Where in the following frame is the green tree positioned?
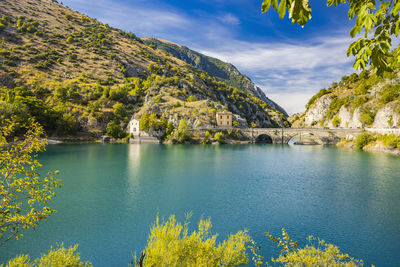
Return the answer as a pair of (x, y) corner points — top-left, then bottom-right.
(0, 120), (60, 245)
(355, 131), (375, 149)
(169, 119), (192, 143)
(112, 103), (128, 121)
(166, 122), (174, 136)
(186, 95), (198, 102)
(202, 131), (211, 144)
(106, 121), (127, 139)
(135, 215), (250, 267)
(139, 112), (150, 130)
(261, 0), (400, 75)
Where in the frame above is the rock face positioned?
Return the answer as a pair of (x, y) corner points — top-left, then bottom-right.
(372, 102), (400, 128)
(304, 98), (398, 129)
(293, 69), (400, 129)
(304, 95), (332, 125)
(337, 106), (363, 128)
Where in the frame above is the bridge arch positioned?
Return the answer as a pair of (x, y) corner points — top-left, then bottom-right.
(288, 132), (323, 145)
(255, 134), (273, 143)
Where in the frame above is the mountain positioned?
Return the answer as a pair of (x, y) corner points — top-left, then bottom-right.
(290, 70), (400, 129)
(142, 37), (288, 117)
(0, 0), (289, 139)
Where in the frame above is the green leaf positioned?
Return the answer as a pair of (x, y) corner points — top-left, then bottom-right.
(271, 0), (278, 10)
(278, 0), (287, 19)
(262, 0), (271, 13)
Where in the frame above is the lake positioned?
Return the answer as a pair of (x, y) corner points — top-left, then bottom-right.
(1, 144), (400, 266)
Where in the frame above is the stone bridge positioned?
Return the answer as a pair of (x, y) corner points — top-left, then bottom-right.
(242, 128), (363, 144)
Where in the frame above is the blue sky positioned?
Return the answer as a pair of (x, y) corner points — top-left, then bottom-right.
(62, 0), (356, 114)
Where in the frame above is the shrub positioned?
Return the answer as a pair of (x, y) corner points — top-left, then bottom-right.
(354, 83), (369, 95)
(135, 215), (249, 267)
(169, 119), (192, 143)
(112, 102), (128, 121)
(332, 115), (341, 128)
(380, 84), (400, 104)
(186, 95), (198, 102)
(355, 132), (375, 149)
(253, 229), (364, 267)
(57, 113), (78, 134)
(202, 131), (211, 144)
(352, 96), (368, 110)
(359, 107), (376, 126)
(165, 122), (174, 136)
(214, 132), (225, 144)
(16, 17), (39, 33)
(0, 49), (11, 57)
(379, 134), (400, 149)
(4, 244), (92, 267)
(109, 86), (129, 103)
(66, 36), (74, 44)
(106, 121), (127, 139)
(327, 97), (346, 119)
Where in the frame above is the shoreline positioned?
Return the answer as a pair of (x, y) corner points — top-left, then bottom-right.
(337, 140), (400, 156)
(47, 132), (400, 156)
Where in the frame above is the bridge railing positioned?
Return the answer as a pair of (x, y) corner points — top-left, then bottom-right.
(365, 128), (400, 136)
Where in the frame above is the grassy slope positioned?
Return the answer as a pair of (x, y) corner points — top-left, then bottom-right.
(142, 37), (288, 116)
(0, 0), (288, 139)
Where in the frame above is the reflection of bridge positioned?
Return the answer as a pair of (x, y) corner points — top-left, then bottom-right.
(242, 128), (363, 144)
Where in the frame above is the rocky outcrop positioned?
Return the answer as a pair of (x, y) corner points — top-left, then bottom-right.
(336, 106), (363, 128)
(364, 141), (400, 155)
(372, 101), (400, 128)
(304, 95), (332, 126)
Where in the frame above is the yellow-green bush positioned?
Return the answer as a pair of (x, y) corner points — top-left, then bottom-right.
(260, 229), (363, 267)
(332, 115), (341, 127)
(2, 244), (92, 267)
(378, 134), (400, 149)
(214, 132), (225, 144)
(136, 215), (250, 267)
(355, 132), (375, 149)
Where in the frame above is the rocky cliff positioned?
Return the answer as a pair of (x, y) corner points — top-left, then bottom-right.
(290, 70), (400, 129)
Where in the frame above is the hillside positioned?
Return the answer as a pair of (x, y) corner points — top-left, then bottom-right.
(290, 70), (400, 129)
(142, 37), (288, 116)
(0, 0), (289, 140)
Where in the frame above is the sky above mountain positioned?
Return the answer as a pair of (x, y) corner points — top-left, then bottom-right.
(61, 0), (355, 115)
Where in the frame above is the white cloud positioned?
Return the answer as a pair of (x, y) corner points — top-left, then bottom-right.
(219, 13), (240, 25)
(62, 0), (189, 36)
(197, 36), (355, 114)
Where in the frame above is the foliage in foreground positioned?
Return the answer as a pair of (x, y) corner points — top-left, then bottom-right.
(251, 229), (364, 267)
(2, 244), (92, 267)
(134, 215), (250, 267)
(0, 120), (61, 246)
(261, 0), (400, 76)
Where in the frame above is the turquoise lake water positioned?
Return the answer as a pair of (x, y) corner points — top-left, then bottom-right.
(1, 143), (400, 266)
